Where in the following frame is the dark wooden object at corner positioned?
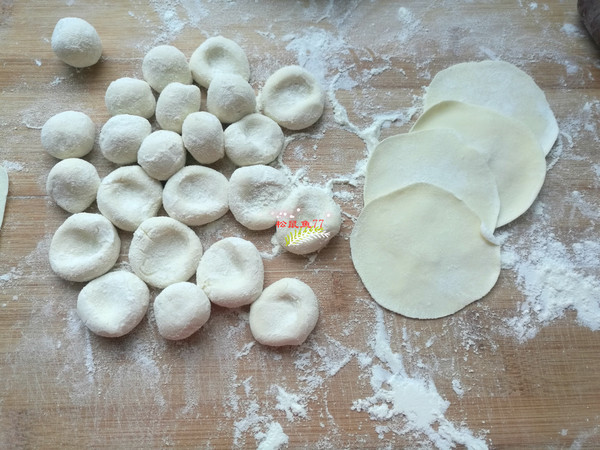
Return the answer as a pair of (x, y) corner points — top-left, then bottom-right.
(578, 0), (600, 47)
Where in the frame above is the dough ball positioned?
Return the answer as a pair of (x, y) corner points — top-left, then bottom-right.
(46, 158), (100, 213)
(411, 101), (547, 227)
(182, 111), (225, 165)
(196, 237), (264, 308)
(249, 278), (319, 347)
(154, 282), (211, 340)
(156, 82), (201, 133)
(41, 111), (96, 159)
(99, 114), (152, 165)
(364, 129), (500, 234)
(105, 77), (156, 119)
(274, 186), (341, 255)
(163, 165), (229, 226)
(137, 130), (186, 181)
(51, 17), (102, 68)
(423, 60), (558, 155)
(129, 216), (203, 289)
(142, 45), (192, 93)
(96, 165), (163, 232)
(189, 35), (250, 88)
(224, 113), (285, 166)
(206, 73), (256, 124)
(77, 271), (149, 338)
(49, 213), (120, 282)
(259, 66), (325, 131)
(229, 165), (290, 230)
(350, 183), (501, 319)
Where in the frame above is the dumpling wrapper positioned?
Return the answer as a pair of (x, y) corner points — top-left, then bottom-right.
(364, 129), (500, 235)
(422, 60), (558, 155)
(412, 101), (546, 227)
(350, 183), (501, 319)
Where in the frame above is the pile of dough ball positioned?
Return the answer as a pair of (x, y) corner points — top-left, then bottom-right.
(351, 60), (557, 320)
(44, 30), (332, 345)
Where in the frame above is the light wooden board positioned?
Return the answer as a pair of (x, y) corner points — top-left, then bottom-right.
(1, 1), (600, 448)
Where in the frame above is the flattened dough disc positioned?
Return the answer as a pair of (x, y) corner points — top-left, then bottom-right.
(350, 183), (501, 319)
(0, 166), (8, 229)
(412, 101), (546, 227)
(423, 60), (558, 155)
(364, 129), (500, 233)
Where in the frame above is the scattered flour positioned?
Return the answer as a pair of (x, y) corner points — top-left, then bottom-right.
(256, 421), (289, 450)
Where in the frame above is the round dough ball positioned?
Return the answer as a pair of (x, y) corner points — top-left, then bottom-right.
(41, 111), (95, 159)
(189, 35), (250, 88)
(229, 165), (290, 230)
(105, 77), (156, 119)
(77, 271), (149, 338)
(182, 111), (224, 165)
(51, 17), (102, 68)
(249, 278), (319, 347)
(259, 66), (325, 130)
(142, 45), (192, 93)
(163, 165), (229, 226)
(129, 216), (203, 289)
(46, 158), (100, 213)
(196, 237), (264, 308)
(137, 130), (186, 181)
(99, 114), (152, 165)
(156, 82), (201, 133)
(49, 213), (120, 282)
(224, 113), (285, 166)
(350, 183), (501, 319)
(154, 282), (211, 340)
(206, 73), (256, 124)
(274, 186), (341, 255)
(96, 165), (163, 232)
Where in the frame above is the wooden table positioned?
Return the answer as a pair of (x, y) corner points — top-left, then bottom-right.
(1, 1), (599, 448)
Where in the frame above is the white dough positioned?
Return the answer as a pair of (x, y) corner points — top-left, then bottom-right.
(99, 114), (152, 165)
(137, 130), (186, 181)
(96, 165), (163, 232)
(364, 129), (500, 234)
(350, 183), (501, 319)
(155, 82), (201, 133)
(412, 101), (547, 227)
(77, 271), (149, 338)
(196, 237), (264, 308)
(142, 45), (193, 93)
(0, 166), (8, 229)
(41, 111), (95, 159)
(129, 216), (203, 289)
(228, 165), (290, 230)
(46, 158), (100, 213)
(105, 77), (156, 119)
(206, 73), (256, 124)
(153, 282), (211, 340)
(163, 165), (229, 226)
(189, 36), (250, 88)
(274, 186), (341, 255)
(51, 17), (102, 68)
(224, 113), (285, 166)
(49, 213), (120, 282)
(423, 60), (559, 155)
(249, 278), (319, 347)
(182, 111), (225, 165)
(258, 65), (325, 130)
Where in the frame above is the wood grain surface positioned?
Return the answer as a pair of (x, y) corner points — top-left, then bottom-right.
(1, 1), (600, 448)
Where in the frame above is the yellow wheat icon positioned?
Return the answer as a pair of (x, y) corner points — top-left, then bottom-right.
(284, 227), (330, 247)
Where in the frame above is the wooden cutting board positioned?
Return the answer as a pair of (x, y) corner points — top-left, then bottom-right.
(1, 1), (600, 448)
